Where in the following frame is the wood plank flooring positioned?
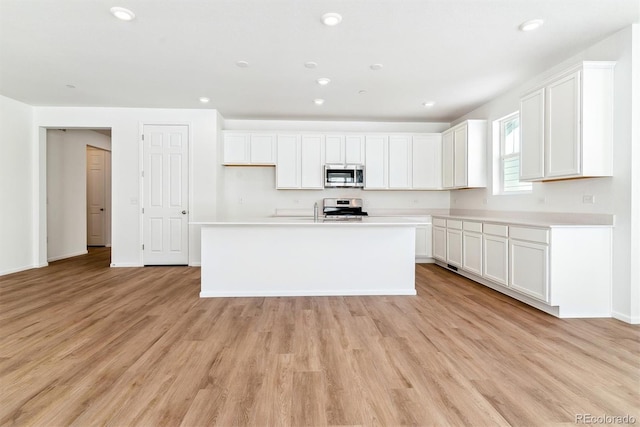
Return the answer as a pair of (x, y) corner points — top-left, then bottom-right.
(1, 248), (638, 426)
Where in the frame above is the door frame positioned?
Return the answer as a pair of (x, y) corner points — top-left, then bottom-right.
(138, 122), (193, 266)
(43, 128), (113, 264)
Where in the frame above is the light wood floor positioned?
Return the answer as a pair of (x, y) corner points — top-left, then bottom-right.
(1, 248), (638, 426)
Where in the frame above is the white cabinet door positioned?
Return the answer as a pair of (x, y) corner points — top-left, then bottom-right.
(442, 130), (454, 189)
(520, 89), (545, 180)
(453, 124), (468, 188)
(301, 135), (324, 189)
(276, 135), (301, 189)
(412, 134), (442, 189)
(510, 239), (549, 302)
(345, 136), (365, 164)
(483, 234), (508, 286)
(324, 135), (345, 164)
(365, 135), (388, 189)
(462, 231), (482, 276)
(546, 70), (581, 178)
(388, 135), (411, 189)
(415, 224), (432, 258)
(250, 134), (276, 164)
(223, 132), (275, 165)
(446, 228), (462, 267)
(433, 226), (446, 261)
(223, 133), (250, 164)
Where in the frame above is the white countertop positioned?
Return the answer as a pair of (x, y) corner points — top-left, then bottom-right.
(431, 213), (614, 228)
(191, 216), (427, 226)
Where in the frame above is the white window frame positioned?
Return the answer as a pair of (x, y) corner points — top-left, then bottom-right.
(496, 112), (532, 194)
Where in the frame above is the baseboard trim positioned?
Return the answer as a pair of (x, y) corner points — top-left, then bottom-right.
(110, 263), (144, 268)
(612, 311), (640, 324)
(47, 250), (88, 262)
(0, 264), (38, 276)
(433, 260), (561, 317)
(200, 289), (418, 298)
(189, 262), (202, 267)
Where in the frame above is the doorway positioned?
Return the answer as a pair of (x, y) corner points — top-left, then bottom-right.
(46, 129), (112, 261)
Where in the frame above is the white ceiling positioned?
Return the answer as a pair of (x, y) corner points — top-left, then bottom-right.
(0, 0), (637, 122)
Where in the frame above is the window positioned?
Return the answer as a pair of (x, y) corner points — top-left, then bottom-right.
(498, 113), (532, 193)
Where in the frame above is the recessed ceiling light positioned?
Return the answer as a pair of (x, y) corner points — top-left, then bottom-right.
(110, 7), (135, 21)
(358, 90), (367, 95)
(236, 60), (249, 68)
(519, 19), (544, 32)
(314, 98), (325, 105)
(199, 97), (210, 103)
(422, 101), (435, 108)
(66, 84), (76, 89)
(304, 61), (318, 69)
(316, 78), (331, 86)
(321, 13), (342, 26)
(370, 63), (383, 71)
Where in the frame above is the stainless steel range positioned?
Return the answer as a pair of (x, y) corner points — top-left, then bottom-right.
(322, 198), (368, 220)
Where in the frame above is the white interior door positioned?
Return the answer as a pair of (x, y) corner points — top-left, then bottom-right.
(87, 147), (106, 246)
(143, 125), (189, 265)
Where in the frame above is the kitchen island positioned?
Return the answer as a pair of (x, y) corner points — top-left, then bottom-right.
(193, 217), (419, 297)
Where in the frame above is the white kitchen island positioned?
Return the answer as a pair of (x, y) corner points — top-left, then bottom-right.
(194, 217), (418, 297)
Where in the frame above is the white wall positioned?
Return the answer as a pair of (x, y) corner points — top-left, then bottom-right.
(0, 95), (35, 274)
(46, 130), (112, 261)
(452, 26), (638, 323)
(33, 107), (219, 267)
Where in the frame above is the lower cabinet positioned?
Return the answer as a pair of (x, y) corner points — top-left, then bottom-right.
(432, 217), (612, 318)
(432, 225), (446, 262)
(483, 234), (508, 286)
(509, 237), (549, 302)
(462, 221), (482, 276)
(415, 224), (432, 259)
(482, 223), (509, 286)
(445, 220), (462, 268)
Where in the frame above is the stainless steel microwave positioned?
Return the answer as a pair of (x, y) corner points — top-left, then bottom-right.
(324, 164), (365, 188)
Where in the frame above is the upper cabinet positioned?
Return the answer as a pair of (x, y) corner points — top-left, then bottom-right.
(364, 135), (389, 189)
(324, 135), (365, 165)
(276, 134), (324, 190)
(222, 132), (276, 165)
(412, 134), (442, 189)
(227, 130), (443, 191)
(388, 135), (412, 189)
(276, 134), (301, 188)
(519, 61), (615, 181)
(365, 133), (442, 190)
(442, 120), (487, 189)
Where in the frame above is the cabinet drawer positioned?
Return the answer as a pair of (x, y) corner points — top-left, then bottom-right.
(483, 223), (508, 237)
(510, 226), (549, 244)
(447, 219), (463, 230)
(433, 217), (447, 227)
(463, 221), (482, 233)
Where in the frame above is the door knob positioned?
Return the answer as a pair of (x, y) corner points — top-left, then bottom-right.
(182, 210), (187, 214)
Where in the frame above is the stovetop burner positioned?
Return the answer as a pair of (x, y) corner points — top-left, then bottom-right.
(322, 198), (368, 220)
